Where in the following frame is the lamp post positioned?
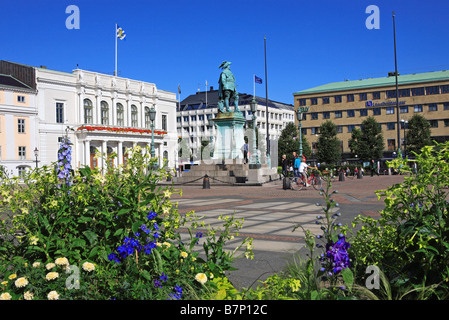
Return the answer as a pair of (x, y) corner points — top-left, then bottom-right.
(296, 106), (309, 157)
(149, 106), (156, 158)
(393, 11), (401, 157)
(249, 98), (260, 169)
(34, 147), (39, 169)
(401, 119), (408, 157)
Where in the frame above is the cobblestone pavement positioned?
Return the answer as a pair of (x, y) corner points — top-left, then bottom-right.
(170, 175), (405, 289)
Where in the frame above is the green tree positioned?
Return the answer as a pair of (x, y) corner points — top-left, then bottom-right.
(278, 122), (311, 165)
(348, 116), (384, 161)
(316, 120), (341, 164)
(405, 114), (431, 156)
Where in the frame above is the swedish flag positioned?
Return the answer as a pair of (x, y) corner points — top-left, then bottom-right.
(116, 25), (126, 40)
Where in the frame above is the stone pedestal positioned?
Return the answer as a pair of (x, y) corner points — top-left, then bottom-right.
(212, 112), (246, 161)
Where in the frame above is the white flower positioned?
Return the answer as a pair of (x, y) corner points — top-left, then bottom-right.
(46, 272), (59, 281)
(46, 263), (56, 270)
(82, 262), (95, 272)
(24, 291), (34, 300)
(14, 277), (28, 288)
(32, 262), (41, 268)
(0, 292), (12, 300)
(55, 257), (69, 266)
(180, 251), (188, 259)
(195, 273), (208, 285)
(47, 291), (59, 300)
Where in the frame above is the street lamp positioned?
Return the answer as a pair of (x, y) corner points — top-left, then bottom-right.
(149, 106), (156, 159)
(296, 106), (309, 157)
(249, 98), (260, 169)
(401, 119), (408, 157)
(34, 147), (39, 168)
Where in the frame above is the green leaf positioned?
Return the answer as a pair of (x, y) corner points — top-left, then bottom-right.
(341, 268), (354, 290)
(83, 230), (98, 245)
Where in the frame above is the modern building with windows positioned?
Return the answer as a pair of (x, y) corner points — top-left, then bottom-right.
(293, 70), (449, 160)
(0, 62), (39, 176)
(177, 87), (294, 166)
(1, 60), (178, 175)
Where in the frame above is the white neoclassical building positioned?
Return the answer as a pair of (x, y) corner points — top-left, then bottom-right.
(1, 61), (178, 174)
(36, 66), (178, 170)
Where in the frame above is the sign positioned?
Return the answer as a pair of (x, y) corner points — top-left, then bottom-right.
(366, 100), (406, 107)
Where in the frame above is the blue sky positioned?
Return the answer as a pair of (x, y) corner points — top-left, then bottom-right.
(2, 0), (449, 104)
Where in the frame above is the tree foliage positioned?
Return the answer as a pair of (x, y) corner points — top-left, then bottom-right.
(405, 114), (431, 156)
(316, 121), (341, 164)
(348, 116), (384, 161)
(278, 122), (311, 165)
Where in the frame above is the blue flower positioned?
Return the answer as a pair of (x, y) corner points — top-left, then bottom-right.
(169, 285), (183, 300)
(160, 272), (167, 282)
(325, 235), (351, 274)
(147, 211), (157, 220)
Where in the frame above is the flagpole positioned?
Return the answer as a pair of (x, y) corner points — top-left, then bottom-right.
(253, 74), (255, 99)
(115, 23), (117, 76)
(264, 35), (270, 166)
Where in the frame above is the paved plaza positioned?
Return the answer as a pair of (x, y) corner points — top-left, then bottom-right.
(171, 174), (405, 289)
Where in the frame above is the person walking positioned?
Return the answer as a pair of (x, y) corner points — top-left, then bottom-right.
(281, 154), (288, 177)
(370, 159), (379, 177)
(293, 153), (301, 179)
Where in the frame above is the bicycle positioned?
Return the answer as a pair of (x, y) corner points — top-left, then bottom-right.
(291, 169), (322, 191)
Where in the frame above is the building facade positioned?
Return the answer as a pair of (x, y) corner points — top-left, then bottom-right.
(0, 62), (39, 176)
(177, 88), (294, 166)
(293, 70), (449, 159)
(1, 60), (178, 175)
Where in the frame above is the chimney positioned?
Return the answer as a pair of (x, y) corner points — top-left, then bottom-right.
(210, 86), (214, 91)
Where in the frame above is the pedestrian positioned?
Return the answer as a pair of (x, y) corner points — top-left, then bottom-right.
(293, 153), (301, 178)
(299, 158), (312, 187)
(370, 159), (379, 177)
(281, 154), (288, 178)
(242, 142), (249, 164)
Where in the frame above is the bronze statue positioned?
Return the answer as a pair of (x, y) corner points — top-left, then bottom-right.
(218, 61), (240, 113)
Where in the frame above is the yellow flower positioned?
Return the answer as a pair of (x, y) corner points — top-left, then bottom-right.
(195, 273), (208, 285)
(1, 281), (7, 286)
(21, 208), (29, 214)
(163, 189), (172, 198)
(55, 257), (69, 266)
(47, 290), (59, 300)
(24, 291), (34, 300)
(15, 277), (28, 288)
(8, 274), (17, 280)
(162, 206), (170, 214)
(162, 242), (171, 248)
(82, 262), (95, 272)
(180, 251), (188, 259)
(46, 263), (56, 270)
(0, 292), (12, 300)
(46, 272), (59, 281)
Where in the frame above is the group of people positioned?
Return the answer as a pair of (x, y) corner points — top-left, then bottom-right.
(281, 152), (313, 186)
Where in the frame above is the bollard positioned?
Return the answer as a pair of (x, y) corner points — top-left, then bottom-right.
(283, 177), (291, 190)
(339, 172), (345, 181)
(203, 174), (210, 189)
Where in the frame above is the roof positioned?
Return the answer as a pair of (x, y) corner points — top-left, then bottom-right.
(179, 89), (293, 112)
(0, 74), (34, 91)
(294, 70), (449, 96)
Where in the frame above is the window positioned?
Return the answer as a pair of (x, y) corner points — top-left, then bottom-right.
(301, 128), (307, 135)
(400, 106), (409, 113)
(18, 119), (25, 133)
(386, 90), (396, 98)
(426, 86), (440, 95)
(387, 122), (395, 130)
(162, 114), (167, 131)
(372, 108), (381, 116)
(183, 116), (189, 122)
(386, 107), (395, 114)
(359, 93), (367, 101)
(411, 87), (424, 96)
(429, 120), (439, 128)
(347, 110), (355, 117)
(347, 94), (354, 102)
(101, 101), (109, 125)
(198, 115), (204, 121)
(56, 102), (64, 123)
(334, 95), (342, 103)
(347, 125), (355, 133)
(18, 166), (27, 176)
(311, 112), (318, 120)
(359, 109), (368, 117)
(17, 95), (25, 103)
(131, 105), (138, 127)
(84, 99), (93, 124)
(116, 103), (124, 126)
(441, 85), (449, 94)
(387, 139), (396, 151)
(336, 126), (343, 133)
(444, 119), (449, 127)
(322, 112), (330, 119)
(372, 91), (381, 100)
(298, 98), (306, 106)
(18, 146), (26, 160)
(429, 104), (438, 111)
(414, 104), (423, 112)
(399, 89), (410, 97)
(190, 115), (197, 121)
(335, 111), (342, 118)
(310, 98), (317, 105)
(302, 113), (307, 120)
(145, 107), (151, 128)
(444, 103), (449, 110)
(322, 97), (330, 104)
(311, 127), (319, 135)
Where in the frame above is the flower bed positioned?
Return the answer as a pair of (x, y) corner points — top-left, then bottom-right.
(77, 125), (167, 135)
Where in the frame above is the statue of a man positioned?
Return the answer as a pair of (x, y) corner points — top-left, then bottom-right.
(218, 61), (240, 113)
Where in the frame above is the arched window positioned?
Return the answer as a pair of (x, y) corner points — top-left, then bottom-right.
(101, 101), (109, 125)
(131, 105), (138, 127)
(145, 107), (151, 128)
(84, 99), (93, 124)
(117, 103), (124, 127)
